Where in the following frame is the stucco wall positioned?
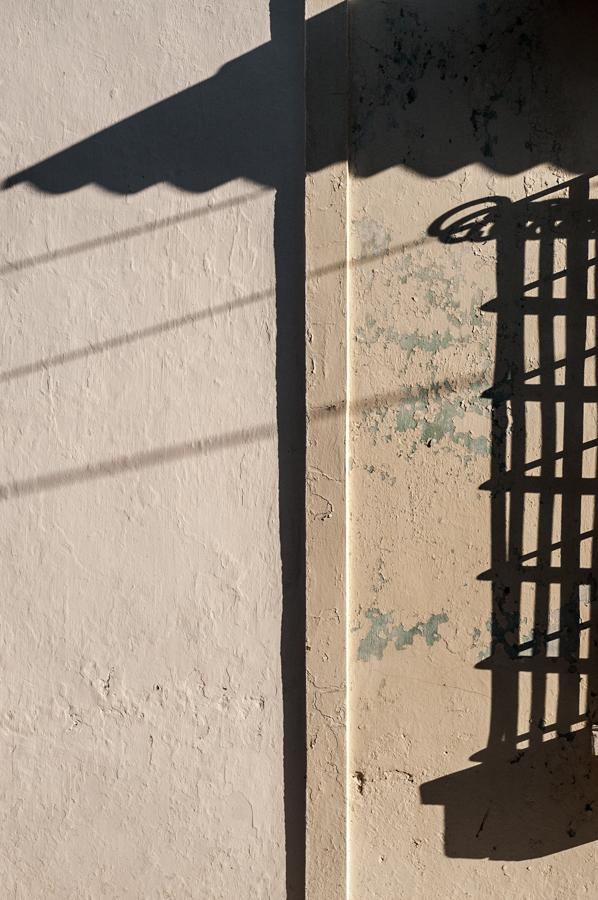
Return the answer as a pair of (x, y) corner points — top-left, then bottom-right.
(1, 3), (304, 897)
(345, 1), (598, 897)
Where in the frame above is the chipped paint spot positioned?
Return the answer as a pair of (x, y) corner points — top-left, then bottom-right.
(372, 558), (390, 594)
(361, 462), (397, 486)
(398, 330), (454, 356)
(395, 252), (462, 319)
(420, 613), (450, 648)
(355, 316), (401, 347)
(356, 323), (460, 356)
(361, 382), (492, 458)
(358, 608), (449, 661)
(353, 218), (392, 257)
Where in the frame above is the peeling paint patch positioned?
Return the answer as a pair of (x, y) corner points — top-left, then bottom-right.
(356, 322), (458, 355)
(362, 463), (397, 486)
(353, 218), (392, 257)
(398, 329), (455, 356)
(362, 382), (492, 458)
(358, 608), (449, 661)
(355, 316), (401, 347)
(395, 252), (463, 321)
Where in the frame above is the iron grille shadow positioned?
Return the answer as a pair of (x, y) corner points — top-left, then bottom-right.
(421, 175), (598, 859)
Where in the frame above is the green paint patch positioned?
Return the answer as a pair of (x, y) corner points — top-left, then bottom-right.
(420, 401), (458, 445)
(398, 330), (454, 356)
(355, 316), (401, 347)
(356, 323), (481, 358)
(395, 252), (462, 319)
(394, 390), (428, 434)
(361, 381), (493, 458)
(358, 608), (449, 661)
(452, 430), (491, 456)
(420, 613), (450, 648)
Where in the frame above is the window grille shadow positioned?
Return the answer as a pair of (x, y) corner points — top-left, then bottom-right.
(421, 175), (598, 859)
(7, 0), (598, 884)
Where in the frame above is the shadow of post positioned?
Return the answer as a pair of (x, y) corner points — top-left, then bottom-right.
(421, 175), (598, 859)
(2, 3), (307, 895)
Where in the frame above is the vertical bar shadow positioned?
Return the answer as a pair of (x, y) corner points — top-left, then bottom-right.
(421, 177), (598, 859)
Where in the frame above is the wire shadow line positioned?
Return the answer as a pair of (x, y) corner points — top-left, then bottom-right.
(0, 236), (430, 386)
(0, 424), (276, 500)
(0, 189), (268, 277)
(0, 290), (272, 383)
(0, 372), (497, 502)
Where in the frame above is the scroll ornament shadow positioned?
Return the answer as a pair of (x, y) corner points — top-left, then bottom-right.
(421, 177), (598, 859)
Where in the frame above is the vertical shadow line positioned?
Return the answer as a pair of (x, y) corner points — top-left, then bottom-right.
(488, 202), (525, 752)
(557, 177), (589, 732)
(590, 237), (598, 730)
(530, 228), (556, 748)
(269, 5), (307, 894)
(274, 180), (306, 899)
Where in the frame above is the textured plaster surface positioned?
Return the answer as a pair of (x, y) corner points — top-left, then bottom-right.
(349, 172), (598, 897)
(1, 3), (285, 897)
(346, 2), (598, 897)
(348, 164), (532, 898)
(305, 3), (348, 897)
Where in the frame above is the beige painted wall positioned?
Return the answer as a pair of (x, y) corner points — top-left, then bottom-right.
(1, 3), (305, 897)
(8, 1), (598, 897)
(307, 0), (598, 900)
(343, 1), (598, 897)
